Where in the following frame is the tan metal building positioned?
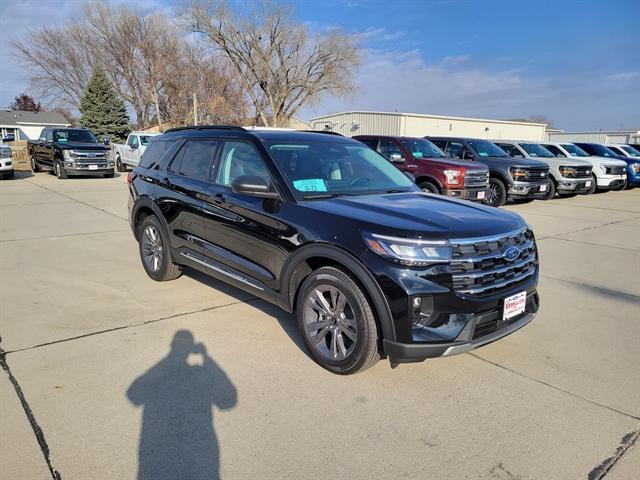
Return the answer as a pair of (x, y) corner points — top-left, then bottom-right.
(308, 111), (547, 141)
(548, 130), (640, 144)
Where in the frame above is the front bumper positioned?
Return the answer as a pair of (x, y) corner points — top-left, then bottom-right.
(65, 165), (114, 176)
(507, 181), (549, 197)
(442, 186), (487, 202)
(596, 175), (626, 189)
(556, 176), (593, 193)
(0, 160), (13, 172)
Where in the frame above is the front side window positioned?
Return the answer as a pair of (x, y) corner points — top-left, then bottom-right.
(497, 144), (524, 157)
(468, 140), (509, 158)
(128, 136), (139, 148)
(400, 139), (446, 158)
(561, 144), (590, 157)
(542, 144), (566, 157)
(216, 141), (271, 187)
(266, 139), (415, 199)
(377, 140), (403, 159)
(43, 130), (53, 142)
(445, 141), (466, 159)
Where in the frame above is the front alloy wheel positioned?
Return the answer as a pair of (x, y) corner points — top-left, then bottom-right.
(484, 178), (507, 207)
(297, 266), (380, 374)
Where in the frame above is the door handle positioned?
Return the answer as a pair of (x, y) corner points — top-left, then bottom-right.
(214, 193), (225, 203)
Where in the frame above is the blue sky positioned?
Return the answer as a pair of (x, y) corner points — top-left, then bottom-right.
(1, 0), (638, 130)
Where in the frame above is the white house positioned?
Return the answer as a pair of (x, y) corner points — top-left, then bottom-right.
(0, 110), (71, 141)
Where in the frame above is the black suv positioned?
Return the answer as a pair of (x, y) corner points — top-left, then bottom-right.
(129, 127), (540, 374)
(429, 137), (551, 207)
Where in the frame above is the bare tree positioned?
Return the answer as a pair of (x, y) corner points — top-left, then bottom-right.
(188, 0), (360, 127)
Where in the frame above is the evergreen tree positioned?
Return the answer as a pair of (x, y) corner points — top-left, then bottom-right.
(79, 67), (130, 142)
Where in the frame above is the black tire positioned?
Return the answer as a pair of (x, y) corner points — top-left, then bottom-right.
(54, 159), (68, 179)
(512, 198), (535, 204)
(116, 154), (126, 172)
(541, 180), (556, 200)
(418, 181), (439, 194)
(585, 174), (597, 195)
(296, 266), (380, 374)
(613, 179), (627, 191)
(138, 215), (182, 281)
(30, 155), (40, 172)
(104, 172), (115, 178)
(483, 177), (507, 207)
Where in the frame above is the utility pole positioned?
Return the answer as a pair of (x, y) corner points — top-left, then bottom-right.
(193, 94), (198, 126)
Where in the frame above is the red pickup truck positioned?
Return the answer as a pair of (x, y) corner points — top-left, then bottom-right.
(353, 135), (489, 202)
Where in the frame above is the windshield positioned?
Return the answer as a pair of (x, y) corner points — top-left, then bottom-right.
(140, 135), (153, 146)
(584, 144), (620, 157)
(561, 144), (590, 157)
(468, 140), (509, 158)
(54, 129), (98, 143)
(520, 143), (555, 158)
(621, 145), (640, 157)
(266, 140), (417, 199)
(400, 139), (446, 158)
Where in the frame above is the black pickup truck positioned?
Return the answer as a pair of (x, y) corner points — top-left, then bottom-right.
(28, 128), (114, 179)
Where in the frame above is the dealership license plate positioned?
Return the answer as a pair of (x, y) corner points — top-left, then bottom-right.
(88, 165), (98, 170)
(503, 291), (527, 320)
(477, 191), (486, 199)
(585, 180), (592, 187)
(539, 184), (547, 192)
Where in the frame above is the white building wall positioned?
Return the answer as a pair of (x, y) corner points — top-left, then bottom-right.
(309, 111), (546, 141)
(549, 131), (640, 144)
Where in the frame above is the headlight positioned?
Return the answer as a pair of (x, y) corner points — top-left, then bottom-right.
(509, 167), (528, 180)
(62, 150), (76, 160)
(632, 163), (640, 174)
(599, 163), (607, 172)
(363, 232), (451, 266)
(559, 166), (577, 177)
(443, 169), (462, 185)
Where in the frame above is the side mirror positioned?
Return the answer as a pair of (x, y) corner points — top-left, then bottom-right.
(231, 175), (280, 199)
(389, 153), (405, 163)
(103, 136), (110, 145)
(130, 144), (138, 150)
(39, 137), (46, 142)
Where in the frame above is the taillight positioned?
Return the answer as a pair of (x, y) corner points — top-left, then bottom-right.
(127, 171), (136, 185)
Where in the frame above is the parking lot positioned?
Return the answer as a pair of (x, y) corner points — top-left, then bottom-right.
(1, 171), (638, 479)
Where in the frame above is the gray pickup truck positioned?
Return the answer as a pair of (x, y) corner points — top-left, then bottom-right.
(28, 128), (114, 179)
(493, 140), (593, 198)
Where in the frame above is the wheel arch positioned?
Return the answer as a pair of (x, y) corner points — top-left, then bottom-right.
(415, 175), (443, 192)
(131, 196), (168, 242)
(279, 243), (396, 342)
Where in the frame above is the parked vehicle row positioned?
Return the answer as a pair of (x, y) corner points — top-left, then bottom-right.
(28, 128), (115, 179)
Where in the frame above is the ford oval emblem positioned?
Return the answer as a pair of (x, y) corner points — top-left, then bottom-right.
(503, 246), (521, 262)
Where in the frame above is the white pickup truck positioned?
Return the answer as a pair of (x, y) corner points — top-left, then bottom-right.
(113, 132), (159, 172)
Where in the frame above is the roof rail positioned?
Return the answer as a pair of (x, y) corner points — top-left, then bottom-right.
(164, 125), (247, 133)
(301, 130), (345, 136)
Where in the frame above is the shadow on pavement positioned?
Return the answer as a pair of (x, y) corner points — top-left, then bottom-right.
(127, 330), (237, 480)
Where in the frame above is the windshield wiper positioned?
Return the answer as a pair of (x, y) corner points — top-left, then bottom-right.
(303, 192), (355, 200)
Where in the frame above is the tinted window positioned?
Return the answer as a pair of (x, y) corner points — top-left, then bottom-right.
(43, 129), (53, 142)
(174, 140), (218, 179)
(577, 144), (618, 158)
(358, 138), (379, 150)
(127, 135), (139, 148)
(497, 143), (524, 157)
(377, 140), (403, 159)
(400, 139), (446, 158)
(430, 139), (447, 150)
(542, 144), (566, 157)
(621, 145), (640, 157)
(140, 140), (172, 168)
(216, 141), (270, 187)
(445, 141), (466, 159)
(561, 144), (590, 157)
(468, 140), (509, 158)
(139, 135), (153, 146)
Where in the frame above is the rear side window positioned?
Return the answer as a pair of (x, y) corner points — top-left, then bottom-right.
(171, 140), (218, 179)
(139, 140), (171, 169)
(543, 144), (566, 157)
(497, 143), (524, 157)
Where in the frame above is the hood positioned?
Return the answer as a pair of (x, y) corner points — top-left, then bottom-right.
(58, 142), (110, 151)
(572, 155), (627, 167)
(416, 156), (488, 171)
(304, 192), (525, 240)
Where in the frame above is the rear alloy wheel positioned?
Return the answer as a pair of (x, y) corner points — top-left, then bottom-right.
(418, 181), (439, 194)
(138, 215), (182, 281)
(30, 155), (40, 172)
(54, 160), (67, 179)
(484, 177), (507, 207)
(297, 267), (380, 374)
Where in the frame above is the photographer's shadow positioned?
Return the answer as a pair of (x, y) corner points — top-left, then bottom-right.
(127, 330), (237, 480)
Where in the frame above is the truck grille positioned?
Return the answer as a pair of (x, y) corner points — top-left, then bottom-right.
(464, 170), (489, 188)
(605, 165), (625, 175)
(562, 166), (591, 178)
(450, 227), (537, 296)
(523, 168), (549, 181)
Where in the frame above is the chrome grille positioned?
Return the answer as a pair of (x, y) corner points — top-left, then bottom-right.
(450, 227), (537, 296)
(605, 165), (625, 175)
(464, 170), (489, 188)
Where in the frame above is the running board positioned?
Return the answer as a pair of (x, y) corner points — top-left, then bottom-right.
(180, 252), (265, 291)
